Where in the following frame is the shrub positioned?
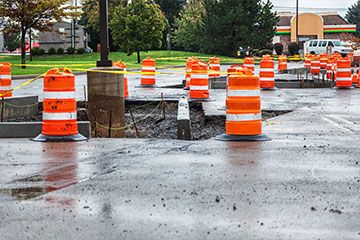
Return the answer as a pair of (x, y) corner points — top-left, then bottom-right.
(259, 49), (273, 57)
(252, 49), (260, 57)
(67, 47), (75, 54)
(288, 42), (299, 56)
(31, 47), (40, 56)
(265, 43), (274, 50)
(38, 48), (45, 56)
(77, 48), (85, 54)
(48, 47), (56, 55)
(57, 48), (64, 54)
(274, 43), (283, 55)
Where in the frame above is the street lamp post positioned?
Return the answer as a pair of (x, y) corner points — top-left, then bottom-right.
(97, 0), (112, 67)
(296, 0), (299, 44)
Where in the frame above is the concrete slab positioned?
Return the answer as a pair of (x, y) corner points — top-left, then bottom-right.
(0, 87), (360, 239)
(0, 121), (91, 138)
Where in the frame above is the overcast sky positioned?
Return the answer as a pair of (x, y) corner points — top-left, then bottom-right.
(270, 0), (357, 16)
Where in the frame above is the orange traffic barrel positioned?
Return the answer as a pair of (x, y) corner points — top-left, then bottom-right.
(336, 58), (352, 88)
(304, 54), (311, 69)
(326, 57), (337, 80)
(0, 62), (12, 98)
(113, 61), (129, 98)
(260, 55), (275, 90)
(243, 57), (255, 73)
(310, 55), (321, 75)
(209, 57), (221, 78)
(185, 57), (198, 90)
(320, 53), (328, 69)
(352, 66), (358, 85)
(189, 60), (209, 100)
(32, 69), (87, 142)
(140, 57), (156, 87)
(277, 55), (287, 72)
(216, 73), (270, 141)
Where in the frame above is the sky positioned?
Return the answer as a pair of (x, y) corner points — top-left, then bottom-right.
(270, 0), (358, 16)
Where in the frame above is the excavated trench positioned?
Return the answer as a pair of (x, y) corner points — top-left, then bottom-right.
(4, 101), (291, 140)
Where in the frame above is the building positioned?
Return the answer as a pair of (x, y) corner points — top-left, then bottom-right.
(39, 21), (86, 51)
(273, 12), (356, 51)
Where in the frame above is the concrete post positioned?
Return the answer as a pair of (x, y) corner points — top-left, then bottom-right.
(87, 67), (125, 138)
(177, 97), (192, 140)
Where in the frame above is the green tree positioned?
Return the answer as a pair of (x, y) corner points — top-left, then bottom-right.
(4, 33), (20, 52)
(110, 0), (166, 63)
(0, 0), (78, 68)
(173, 0), (206, 52)
(174, 0), (278, 56)
(346, 1), (360, 37)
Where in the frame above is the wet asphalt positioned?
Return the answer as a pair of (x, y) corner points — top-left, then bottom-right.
(1, 64), (360, 239)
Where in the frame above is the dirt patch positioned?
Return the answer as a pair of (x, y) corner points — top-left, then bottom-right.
(3, 101), (291, 140)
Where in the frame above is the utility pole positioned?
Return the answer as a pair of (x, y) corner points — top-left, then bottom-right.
(97, 0), (112, 67)
(296, 0), (299, 44)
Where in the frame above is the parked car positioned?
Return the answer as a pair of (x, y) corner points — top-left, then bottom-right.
(304, 39), (352, 56)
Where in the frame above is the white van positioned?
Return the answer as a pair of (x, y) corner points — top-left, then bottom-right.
(304, 39), (352, 56)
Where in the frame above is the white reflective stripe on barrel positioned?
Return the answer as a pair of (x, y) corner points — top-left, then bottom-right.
(227, 89), (260, 97)
(209, 64), (220, 68)
(43, 112), (77, 120)
(44, 91), (75, 99)
(336, 68), (351, 72)
(227, 113), (261, 121)
(243, 64), (254, 67)
(0, 75), (11, 79)
(0, 86), (12, 90)
(260, 68), (274, 72)
(336, 77), (352, 81)
(311, 67), (321, 69)
(191, 74), (208, 79)
(260, 77), (275, 81)
(142, 67), (156, 71)
(141, 75), (155, 79)
(190, 85), (209, 90)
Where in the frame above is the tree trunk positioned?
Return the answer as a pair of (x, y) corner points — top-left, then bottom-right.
(21, 30), (26, 69)
(137, 49), (141, 64)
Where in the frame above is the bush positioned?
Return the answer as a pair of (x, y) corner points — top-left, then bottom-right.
(252, 49), (260, 57)
(48, 47), (56, 55)
(31, 47), (40, 56)
(38, 48), (45, 56)
(57, 48), (64, 54)
(259, 49), (273, 57)
(288, 42), (299, 56)
(77, 48), (85, 54)
(274, 43), (283, 55)
(67, 47), (75, 54)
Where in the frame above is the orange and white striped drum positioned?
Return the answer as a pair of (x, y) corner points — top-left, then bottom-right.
(304, 54), (311, 69)
(326, 58), (336, 80)
(141, 58), (156, 86)
(243, 57), (255, 73)
(216, 72), (270, 141)
(32, 69), (86, 142)
(113, 61), (129, 98)
(190, 61), (209, 99)
(320, 53), (328, 69)
(260, 55), (275, 90)
(277, 55), (287, 71)
(310, 55), (321, 75)
(352, 67), (358, 85)
(336, 58), (352, 88)
(0, 62), (12, 98)
(209, 57), (220, 78)
(185, 57), (198, 89)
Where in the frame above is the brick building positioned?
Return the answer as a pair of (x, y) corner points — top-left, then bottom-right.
(273, 12), (356, 52)
(39, 21), (86, 52)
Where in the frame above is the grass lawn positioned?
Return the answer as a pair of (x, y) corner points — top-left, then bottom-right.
(0, 50), (244, 76)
